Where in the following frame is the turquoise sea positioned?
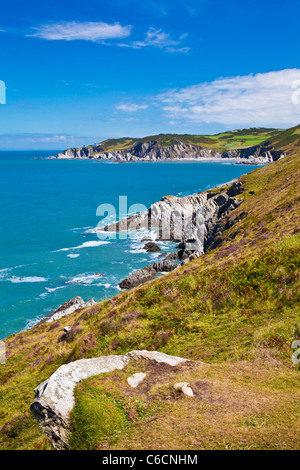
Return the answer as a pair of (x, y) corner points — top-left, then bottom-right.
(0, 150), (261, 339)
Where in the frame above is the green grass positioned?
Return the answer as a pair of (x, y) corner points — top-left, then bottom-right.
(70, 382), (127, 450)
(91, 128), (284, 154)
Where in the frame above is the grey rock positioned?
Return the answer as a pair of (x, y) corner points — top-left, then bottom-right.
(116, 179), (247, 285)
(152, 260), (178, 273)
(31, 350), (196, 449)
(119, 265), (157, 290)
(143, 242), (161, 252)
(53, 140), (285, 164)
(119, 259), (178, 290)
(47, 297), (96, 323)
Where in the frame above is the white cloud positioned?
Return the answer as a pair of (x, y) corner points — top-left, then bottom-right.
(116, 103), (148, 112)
(28, 21), (132, 42)
(119, 27), (189, 53)
(158, 69), (300, 127)
(27, 22), (189, 53)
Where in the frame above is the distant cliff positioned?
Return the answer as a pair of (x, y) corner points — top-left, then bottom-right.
(52, 139), (285, 164)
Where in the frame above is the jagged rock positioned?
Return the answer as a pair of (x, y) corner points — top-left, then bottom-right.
(115, 179), (247, 283)
(119, 259), (178, 290)
(173, 382), (194, 397)
(53, 140), (285, 164)
(152, 260), (178, 272)
(163, 252), (179, 261)
(46, 297), (96, 323)
(119, 265), (157, 289)
(30, 350), (194, 450)
(127, 373), (147, 388)
(143, 242), (161, 252)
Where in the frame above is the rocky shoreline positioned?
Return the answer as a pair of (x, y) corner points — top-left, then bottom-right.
(51, 139), (285, 165)
(97, 180), (245, 289)
(40, 178), (246, 324)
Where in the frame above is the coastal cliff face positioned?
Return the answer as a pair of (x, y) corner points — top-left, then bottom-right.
(53, 140), (285, 164)
(98, 181), (244, 289)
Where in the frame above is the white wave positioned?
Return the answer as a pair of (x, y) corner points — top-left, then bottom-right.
(69, 226), (93, 232)
(24, 313), (48, 331)
(66, 273), (103, 285)
(0, 263), (38, 281)
(45, 286), (67, 293)
(67, 254), (80, 258)
(8, 276), (47, 283)
(55, 240), (110, 252)
(76, 241), (109, 249)
(127, 248), (146, 254)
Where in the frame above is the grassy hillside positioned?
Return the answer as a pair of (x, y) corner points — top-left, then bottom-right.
(264, 124), (300, 152)
(94, 128), (283, 154)
(0, 147), (300, 450)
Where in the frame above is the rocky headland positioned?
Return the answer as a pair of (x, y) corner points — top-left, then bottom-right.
(94, 180), (245, 289)
(52, 139), (285, 165)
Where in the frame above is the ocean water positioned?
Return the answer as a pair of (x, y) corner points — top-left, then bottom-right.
(0, 150), (261, 339)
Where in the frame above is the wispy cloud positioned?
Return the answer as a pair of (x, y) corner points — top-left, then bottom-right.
(158, 69), (300, 126)
(26, 21), (189, 53)
(118, 27), (190, 53)
(27, 21), (132, 42)
(116, 103), (148, 112)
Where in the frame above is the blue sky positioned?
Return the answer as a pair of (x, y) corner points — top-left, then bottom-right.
(1, 0), (300, 149)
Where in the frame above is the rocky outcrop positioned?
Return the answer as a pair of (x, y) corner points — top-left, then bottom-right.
(222, 144), (284, 163)
(30, 350), (196, 450)
(112, 180), (244, 288)
(119, 265), (157, 289)
(143, 241), (161, 252)
(119, 260), (178, 290)
(53, 140), (285, 164)
(46, 297), (96, 323)
(115, 181), (244, 289)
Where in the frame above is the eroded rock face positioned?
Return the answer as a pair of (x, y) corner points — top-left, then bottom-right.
(119, 259), (178, 290)
(53, 140), (285, 164)
(119, 265), (157, 290)
(30, 350), (192, 450)
(143, 242), (161, 252)
(116, 180), (244, 288)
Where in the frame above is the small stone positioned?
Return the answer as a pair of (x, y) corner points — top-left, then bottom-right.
(127, 373), (147, 388)
(173, 382), (194, 397)
(63, 326), (72, 334)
